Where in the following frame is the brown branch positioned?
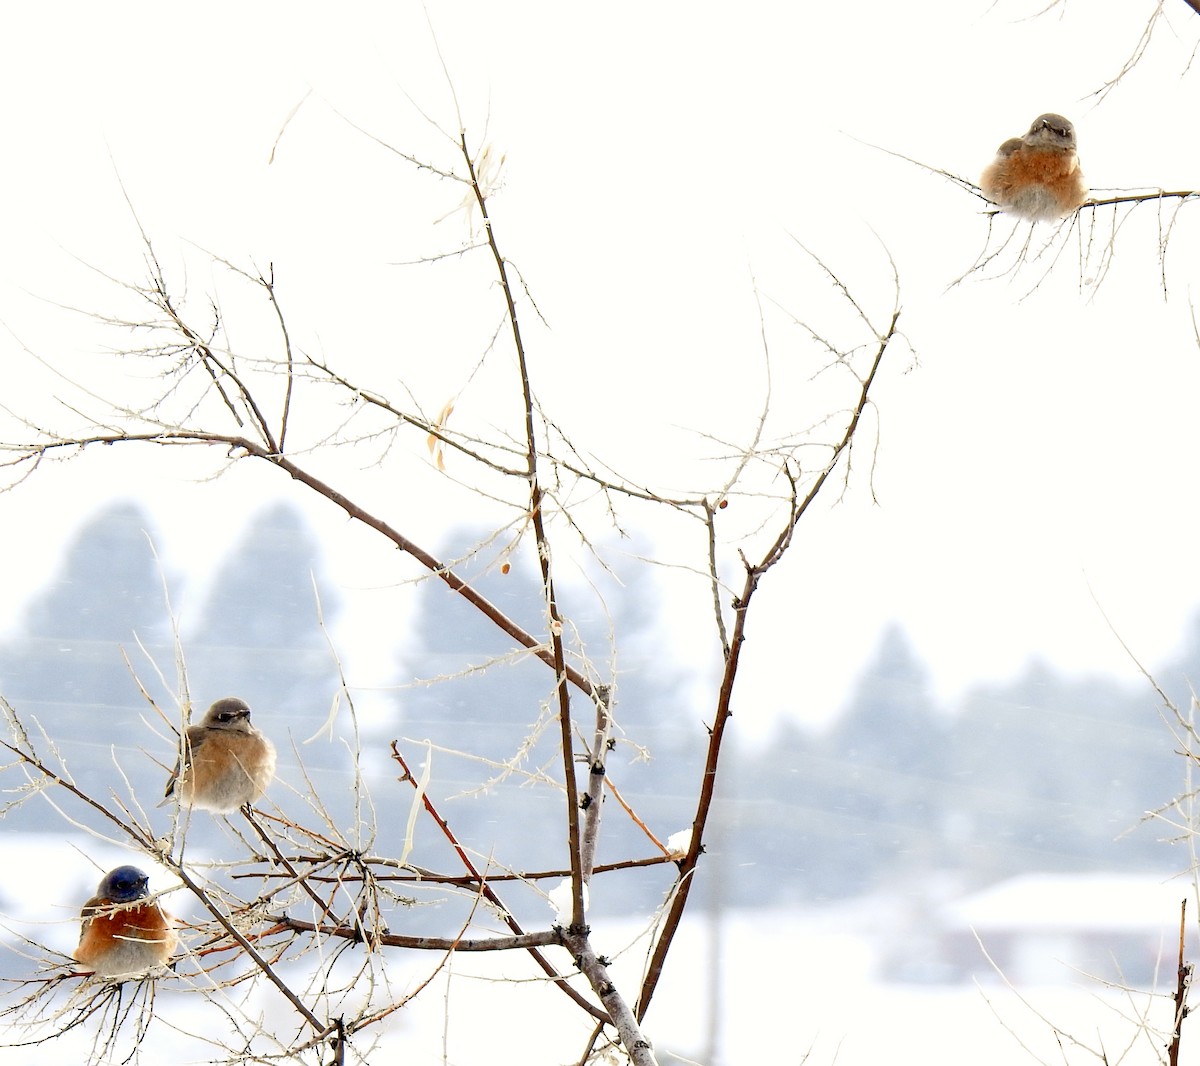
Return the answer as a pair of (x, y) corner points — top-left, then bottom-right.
(270, 915), (560, 952)
(234, 852), (677, 885)
(342, 880), (489, 1036)
(239, 805), (337, 917)
(552, 455), (707, 510)
(635, 309), (899, 1021)
(1082, 191), (1200, 210)
(299, 348), (528, 478)
(854, 134), (1200, 215)
(253, 443), (596, 702)
(2, 429), (598, 699)
(461, 131), (587, 930)
(141, 249), (280, 454)
(330, 103), (465, 183)
(0, 727), (329, 1036)
(170, 862), (328, 1034)
(603, 778), (674, 858)
(389, 743), (607, 1022)
(762, 309), (897, 571)
(0, 734), (156, 853)
(1170, 897), (1191, 1066)
(705, 499), (730, 658)
(261, 263), (295, 453)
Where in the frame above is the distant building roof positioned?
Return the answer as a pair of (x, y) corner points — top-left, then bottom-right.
(946, 872), (1192, 933)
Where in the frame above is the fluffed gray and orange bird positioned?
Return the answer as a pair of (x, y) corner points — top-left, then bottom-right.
(162, 697), (276, 813)
(74, 865), (176, 978)
(980, 113), (1087, 222)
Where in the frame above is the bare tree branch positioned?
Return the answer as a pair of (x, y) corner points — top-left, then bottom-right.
(636, 306), (901, 1021)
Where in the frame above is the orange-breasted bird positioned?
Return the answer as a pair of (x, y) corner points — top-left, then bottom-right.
(162, 697), (276, 813)
(74, 865), (175, 978)
(980, 113), (1087, 222)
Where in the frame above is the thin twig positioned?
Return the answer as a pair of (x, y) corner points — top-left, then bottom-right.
(460, 131), (587, 930)
(389, 743), (607, 1022)
(636, 307), (900, 1021)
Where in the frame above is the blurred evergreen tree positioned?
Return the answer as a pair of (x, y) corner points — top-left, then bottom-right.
(828, 624), (944, 764)
(948, 659), (1170, 884)
(5, 498), (1180, 911)
(184, 501), (348, 825)
(717, 720), (845, 904)
(386, 527), (703, 918)
(733, 629), (1176, 903)
(817, 623), (949, 893)
(0, 500), (174, 828)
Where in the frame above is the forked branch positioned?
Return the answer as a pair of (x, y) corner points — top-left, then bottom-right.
(636, 307), (900, 1020)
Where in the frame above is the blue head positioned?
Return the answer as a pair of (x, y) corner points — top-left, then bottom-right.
(97, 865), (150, 903)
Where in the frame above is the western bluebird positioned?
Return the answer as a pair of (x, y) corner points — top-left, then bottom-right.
(980, 113), (1088, 222)
(162, 697), (276, 813)
(74, 865), (175, 978)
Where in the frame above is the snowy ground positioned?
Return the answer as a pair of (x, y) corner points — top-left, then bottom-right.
(2, 865), (1182, 1066)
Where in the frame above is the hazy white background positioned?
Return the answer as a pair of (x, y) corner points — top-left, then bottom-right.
(1, 4), (1199, 1065)
(0, 4), (1197, 738)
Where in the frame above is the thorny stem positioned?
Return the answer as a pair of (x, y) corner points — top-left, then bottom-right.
(148, 262), (278, 455)
(760, 310), (896, 572)
(269, 915), (559, 952)
(0, 118), (904, 1065)
(705, 499), (730, 658)
(239, 806), (334, 917)
(635, 310), (900, 1020)
(237, 851), (675, 886)
(1082, 190), (1200, 210)
(300, 350), (527, 478)
(461, 132), (586, 930)
(170, 863), (327, 1033)
(274, 438), (594, 714)
(0, 732), (326, 1035)
(0, 736), (156, 854)
(390, 743), (607, 1022)
(261, 264), (295, 454)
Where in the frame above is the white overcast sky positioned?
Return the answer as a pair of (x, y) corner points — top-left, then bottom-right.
(0, 2), (1198, 738)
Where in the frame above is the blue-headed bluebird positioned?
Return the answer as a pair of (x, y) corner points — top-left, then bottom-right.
(162, 697), (276, 813)
(74, 865), (176, 978)
(980, 113), (1087, 222)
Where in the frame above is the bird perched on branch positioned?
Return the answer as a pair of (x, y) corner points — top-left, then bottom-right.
(980, 113), (1087, 222)
(162, 697), (276, 813)
(74, 865), (176, 978)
